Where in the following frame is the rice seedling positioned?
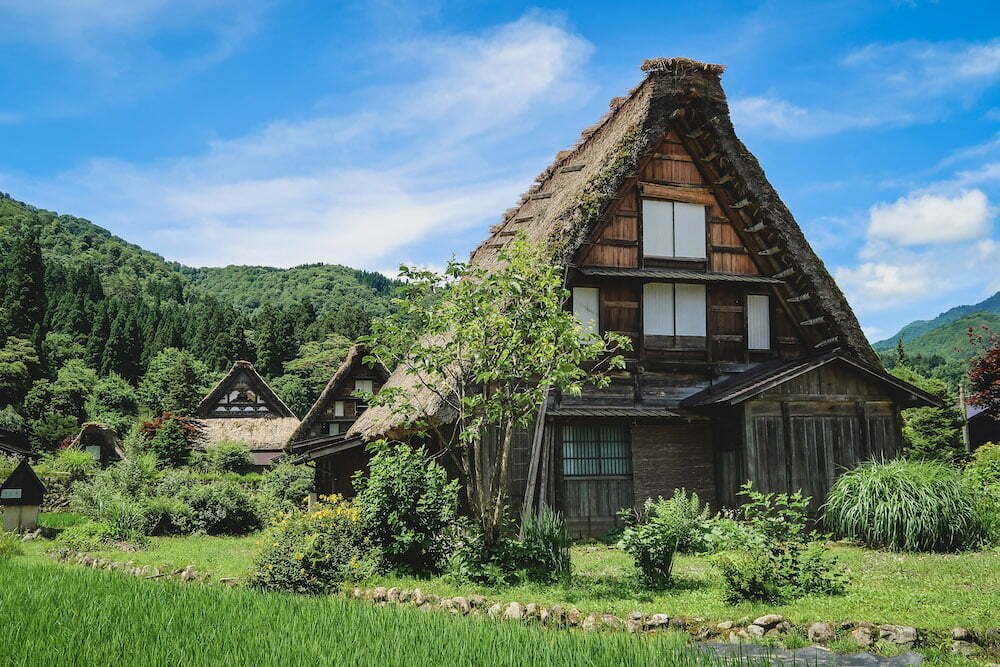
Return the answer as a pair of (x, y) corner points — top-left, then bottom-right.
(0, 559), (724, 666)
(823, 459), (984, 552)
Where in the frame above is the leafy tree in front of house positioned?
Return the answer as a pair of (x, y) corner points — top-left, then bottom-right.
(890, 365), (964, 462)
(139, 348), (214, 416)
(140, 414), (205, 467)
(86, 372), (139, 435)
(270, 333), (353, 417)
(365, 237), (629, 548)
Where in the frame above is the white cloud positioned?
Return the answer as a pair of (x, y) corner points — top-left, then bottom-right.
(835, 261), (935, 305)
(866, 189), (993, 245)
(734, 38), (1000, 139)
(1, 15), (594, 269)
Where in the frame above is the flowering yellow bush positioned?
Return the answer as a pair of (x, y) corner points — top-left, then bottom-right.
(248, 495), (371, 594)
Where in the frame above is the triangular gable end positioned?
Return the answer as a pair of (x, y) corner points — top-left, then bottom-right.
(197, 360), (295, 419)
(289, 344), (389, 444)
(0, 459), (46, 506)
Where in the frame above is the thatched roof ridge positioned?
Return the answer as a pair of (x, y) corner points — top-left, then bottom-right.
(350, 57), (876, 440)
(288, 344), (388, 444)
(196, 360), (295, 418)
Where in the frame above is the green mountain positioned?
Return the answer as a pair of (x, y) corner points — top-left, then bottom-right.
(885, 311), (1000, 362)
(874, 292), (1000, 350)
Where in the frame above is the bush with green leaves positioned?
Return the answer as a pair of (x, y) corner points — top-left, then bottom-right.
(353, 444), (459, 572)
(70, 455), (160, 514)
(824, 459), (984, 552)
(714, 541), (846, 603)
(38, 448), (99, 484)
(964, 443), (1000, 546)
(197, 441), (253, 474)
(249, 496), (370, 594)
(514, 507), (572, 583)
(174, 481), (261, 535)
(643, 489), (713, 553)
(618, 498), (688, 588)
(144, 416), (195, 467)
(257, 462), (314, 517)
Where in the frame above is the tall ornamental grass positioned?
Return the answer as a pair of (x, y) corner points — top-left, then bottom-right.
(823, 459), (984, 552)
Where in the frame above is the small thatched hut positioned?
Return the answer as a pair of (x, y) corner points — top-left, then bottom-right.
(1, 459), (45, 531)
(69, 423), (124, 467)
(196, 361), (299, 467)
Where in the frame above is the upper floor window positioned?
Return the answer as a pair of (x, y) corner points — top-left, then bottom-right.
(572, 286), (600, 336)
(642, 199), (706, 259)
(354, 379), (373, 394)
(643, 282), (706, 337)
(746, 294), (771, 350)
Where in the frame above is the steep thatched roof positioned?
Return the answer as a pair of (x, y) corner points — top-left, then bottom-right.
(196, 360), (295, 419)
(288, 344), (389, 445)
(351, 57), (877, 440)
(69, 423), (125, 459)
(200, 417), (299, 461)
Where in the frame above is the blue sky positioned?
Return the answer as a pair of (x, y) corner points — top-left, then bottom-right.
(0, 1), (997, 341)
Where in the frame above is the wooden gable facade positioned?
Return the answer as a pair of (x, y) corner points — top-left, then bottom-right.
(196, 361), (300, 468)
(349, 58), (939, 538)
(287, 345), (389, 496)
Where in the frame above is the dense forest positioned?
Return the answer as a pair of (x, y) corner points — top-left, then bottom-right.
(0, 193), (398, 452)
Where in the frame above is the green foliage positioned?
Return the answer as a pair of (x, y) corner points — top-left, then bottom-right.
(41, 332), (86, 374)
(257, 462), (314, 516)
(824, 459), (985, 551)
(0, 453), (19, 480)
(0, 404), (26, 434)
(642, 489), (713, 554)
(139, 348), (213, 416)
(890, 366), (964, 462)
(517, 506), (572, 583)
(270, 333), (353, 417)
(145, 417), (193, 467)
(367, 238), (629, 546)
(966, 442), (1000, 488)
(249, 497), (369, 594)
(738, 481), (814, 543)
(37, 447), (99, 483)
(27, 413), (78, 452)
(86, 372), (138, 434)
(0, 532), (23, 559)
(37, 511), (87, 530)
(56, 520), (123, 551)
(713, 541), (846, 604)
(0, 337), (38, 406)
(354, 444), (459, 572)
(618, 498), (688, 588)
(197, 441), (253, 474)
(70, 455), (161, 515)
(171, 481), (261, 535)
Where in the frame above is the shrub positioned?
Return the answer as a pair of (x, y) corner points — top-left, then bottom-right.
(966, 442), (1000, 488)
(353, 444), (459, 572)
(703, 514), (765, 553)
(248, 496), (370, 594)
(516, 507), (572, 583)
(198, 441), (253, 474)
(619, 499), (687, 588)
(174, 481), (261, 535)
(824, 459), (984, 552)
(38, 448), (99, 483)
(70, 455), (160, 514)
(257, 462), (314, 517)
(142, 495), (195, 535)
(144, 416), (195, 467)
(642, 489), (712, 553)
(0, 532), (23, 558)
(0, 453), (20, 481)
(739, 482), (813, 543)
(714, 541), (846, 603)
(56, 521), (119, 551)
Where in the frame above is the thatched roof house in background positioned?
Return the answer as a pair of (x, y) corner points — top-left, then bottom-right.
(68, 423), (124, 467)
(196, 360), (299, 467)
(349, 57), (937, 536)
(288, 344), (389, 496)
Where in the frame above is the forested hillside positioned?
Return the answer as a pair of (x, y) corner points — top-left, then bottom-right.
(875, 292), (1000, 350)
(0, 193), (397, 451)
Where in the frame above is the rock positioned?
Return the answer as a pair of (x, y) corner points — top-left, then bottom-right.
(567, 608), (582, 626)
(549, 605), (565, 625)
(425, 594), (439, 606)
(180, 566), (196, 582)
(628, 611), (643, 622)
(716, 621), (734, 631)
(626, 619), (642, 633)
(746, 624), (766, 637)
(807, 622), (835, 643)
(600, 614), (622, 630)
(469, 595), (486, 609)
(879, 625), (918, 647)
(452, 597), (471, 615)
(952, 640), (980, 657)
(372, 587), (388, 602)
(386, 587), (401, 603)
(752, 614), (784, 629)
(582, 614), (598, 632)
(352, 587), (363, 599)
(411, 589), (425, 606)
(669, 617), (688, 629)
(951, 627), (977, 642)
(398, 590), (411, 603)
(645, 614), (670, 630)
(503, 602), (524, 621)
(487, 603), (502, 618)
(220, 578), (238, 587)
(850, 624), (876, 648)
(525, 603), (538, 618)
(539, 609), (550, 626)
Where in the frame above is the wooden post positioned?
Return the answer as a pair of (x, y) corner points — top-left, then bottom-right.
(520, 390), (550, 526)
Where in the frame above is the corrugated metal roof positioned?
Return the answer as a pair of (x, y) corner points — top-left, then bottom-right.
(576, 267), (784, 283)
(547, 406), (682, 418)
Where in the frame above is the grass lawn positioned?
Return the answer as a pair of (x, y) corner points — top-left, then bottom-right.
(369, 544), (1000, 633)
(0, 557), (721, 667)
